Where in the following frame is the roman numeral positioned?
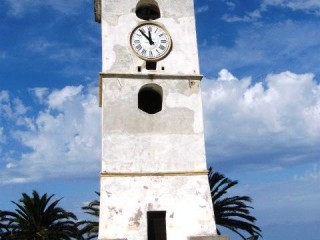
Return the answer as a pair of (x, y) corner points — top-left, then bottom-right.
(161, 40), (167, 43)
(159, 33), (164, 37)
(134, 40), (140, 44)
(141, 49), (147, 56)
(149, 51), (153, 57)
(148, 26), (152, 32)
(136, 44), (142, 50)
(159, 45), (165, 50)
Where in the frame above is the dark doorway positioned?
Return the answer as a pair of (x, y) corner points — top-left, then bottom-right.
(147, 211), (167, 240)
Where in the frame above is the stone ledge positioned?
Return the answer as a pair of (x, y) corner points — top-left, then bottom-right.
(99, 72), (204, 80)
(98, 72), (203, 107)
(188, 236), (229, 240)
(100, 170), (209, 177)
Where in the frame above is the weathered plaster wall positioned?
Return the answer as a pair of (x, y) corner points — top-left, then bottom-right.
(99, 175), (217, 240)
(100, 0), (200, 74)
(101, 76), (207, 172)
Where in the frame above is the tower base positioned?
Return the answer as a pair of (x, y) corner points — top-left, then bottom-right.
(99, 174), (218, 240)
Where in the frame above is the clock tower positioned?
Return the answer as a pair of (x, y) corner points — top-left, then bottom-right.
(94, 0), (222, 239)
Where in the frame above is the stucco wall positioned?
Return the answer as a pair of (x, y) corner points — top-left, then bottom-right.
(101, 76), (207, 173)
(99, 175), (217, 240)
(100, 0), (200, 74)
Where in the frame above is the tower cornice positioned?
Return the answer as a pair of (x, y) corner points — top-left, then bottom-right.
(100, 170), (209, 178)
(99, 72), (203, 80)
(98, 72), (203, 107)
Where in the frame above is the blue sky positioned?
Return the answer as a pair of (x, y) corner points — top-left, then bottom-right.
(1, 0), (320, 239)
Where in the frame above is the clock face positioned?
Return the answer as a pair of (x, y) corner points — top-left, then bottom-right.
(130, 23), (172, 61)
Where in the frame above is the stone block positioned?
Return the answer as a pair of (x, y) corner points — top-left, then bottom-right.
(98, 238), (127, 240)
(188, 236), (229, 240)
(214, 236), (229, 240)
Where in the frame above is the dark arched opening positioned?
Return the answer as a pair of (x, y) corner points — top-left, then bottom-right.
(138, 84), (163, 114)
(136, 0), (161, 20)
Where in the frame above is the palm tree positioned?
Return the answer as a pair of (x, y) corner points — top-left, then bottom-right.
(0, 212), (12, 239)
(208, 167), (262, 239)
(77, 192), (100, 239)
(0, 190), (79, 240)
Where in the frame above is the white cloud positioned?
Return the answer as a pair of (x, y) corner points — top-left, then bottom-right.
(1, 70), (320, 184)
(216, 68), (238, 81)
(5, 0), (89, 17)
(47, 86), (83, 108)
(27, 39), (88, 62)
(294, 164), (320, 181)
(0, 90), (27, 120)
(252, 173), (320, 226)
(224, 1), (236, 10)
(25, 37), (100, 77)
(196, 4), (209, 14)
(200, 20), (320, 76)
(253, 167), (320, 225)
(223, 0), (320, 23)
(203, 69), (320, 169)
(0, 90), (9, 102)
(27, 39), (57, 54)
(5, 0), (38, 17)
(13, 98), (28, 116)
(0, 85), (101, 184)
(0, 127), (6, 144)
(31, 88), (50, 104)
(222, 9), (262, 23)
(262, 0), (320, 14)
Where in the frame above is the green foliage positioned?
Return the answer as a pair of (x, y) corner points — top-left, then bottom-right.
(77, 192), (100, 239)
(0, 191), (79, 240)
(0, 213), (12, 239)
(209, 167), (262, 239)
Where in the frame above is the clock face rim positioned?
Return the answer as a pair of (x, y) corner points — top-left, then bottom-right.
(130, 22), (172, 61)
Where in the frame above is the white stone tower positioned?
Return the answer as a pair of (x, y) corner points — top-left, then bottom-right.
(94, 0), (219, 239)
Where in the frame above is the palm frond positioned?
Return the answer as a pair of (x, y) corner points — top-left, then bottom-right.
(209, 168), (262, 239)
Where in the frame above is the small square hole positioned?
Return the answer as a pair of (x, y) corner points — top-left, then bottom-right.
(146, 61), (157, 70)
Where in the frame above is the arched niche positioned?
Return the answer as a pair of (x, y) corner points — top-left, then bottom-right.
(136, 0), (161, 20)
(138, 84), (163, 114)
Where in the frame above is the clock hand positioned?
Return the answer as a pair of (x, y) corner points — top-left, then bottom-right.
(139, 29), (150, 41)
(139, 29), (154, 45)
(148, 30), (155, 45)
